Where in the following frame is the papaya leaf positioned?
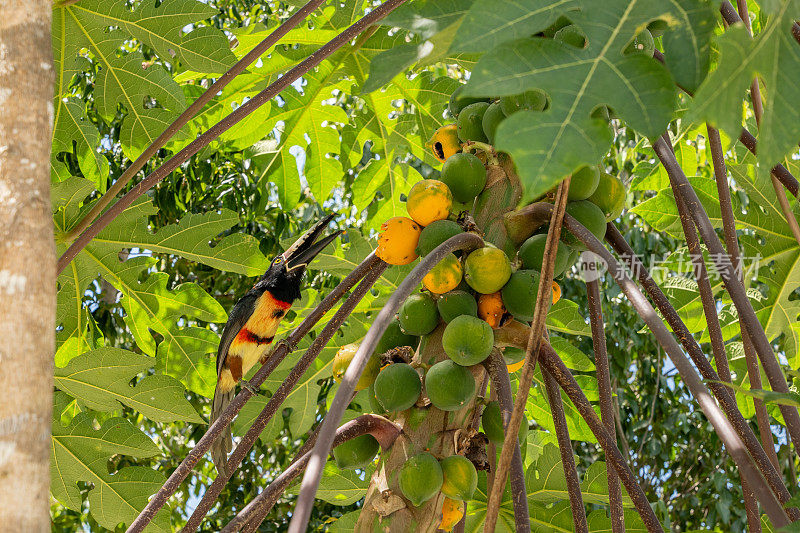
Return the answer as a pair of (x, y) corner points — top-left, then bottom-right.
(51, 0), (234, 165)
(287, 462), (374, 506)
(50, 392), (170, 532)
(55, 348), (202, 423)
(467, 444), (647, 531)
(550, 335), (594, 371)
(687, 2), (800, 179)
(710, 380), (800, 408)
(462, 0), (713, 202)
(453, 0), (580, 53)
(328, 510), (362, 532)
(547, 298), (591, 336)
(526, 367), (598, 442)
(362, 0), (476, 91)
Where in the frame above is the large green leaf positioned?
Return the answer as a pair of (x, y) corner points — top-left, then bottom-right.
(461, 0), (713, 201)
(453, 0), (579, 53)
(632, 161), (800, 365)
(688, 2), (800, 178)
(52, 181), (265, 395)
(51, 0), (234, 167)
(55, 348), (202, 423)
(287, 462), (373, 506)
(50, 393), (170, 532)
(362, 0), (476, 91)
(547, 299), (591, 336)
(466, 444), (647, 531)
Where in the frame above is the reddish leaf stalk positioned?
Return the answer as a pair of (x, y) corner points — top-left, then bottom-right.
(62, 0), (327, 242)
(286, 232), (484, 533)
(605, 224), (797, 518)
(125, 253), (380, 533)
(654, 137), (800, 450)
(706, 125), (780, 470)
(586, 279), (625, 533)
(485, 176), (571, 530)
(183, 260), (388, 531)
(525, 202), (791, 526)
(671, 151), (762, 531)
(57, 0), (409, 274)
(483, 350), (530, 531)
(221, 415), (401, 533)
(543, 366), (588, 532)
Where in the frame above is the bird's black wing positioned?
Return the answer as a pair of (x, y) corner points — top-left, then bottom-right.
(216, 289), (261, 375)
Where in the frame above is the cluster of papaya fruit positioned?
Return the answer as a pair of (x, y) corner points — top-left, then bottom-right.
(328, 43), (634, 523)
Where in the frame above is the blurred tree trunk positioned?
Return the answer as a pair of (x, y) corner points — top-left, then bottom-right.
(0, 1), (55, 531)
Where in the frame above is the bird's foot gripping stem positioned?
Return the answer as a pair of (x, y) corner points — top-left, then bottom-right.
(241, 381), (262, 396)
(259, 338), (291, 365)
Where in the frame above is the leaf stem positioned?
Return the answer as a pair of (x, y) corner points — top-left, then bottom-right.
(605, 223), (797, 518)
(124, 253), (380, 533)
(707, 125), (781, 471)
(496, 321), (664, 533)
(482, 350), (530, 532)
(525, 201), (792, 526)
(60, 0), (327, 243)
(56, 0), (408, 275)
(586, 278), (625, 533)
(654, 137), (800, 451)
(543, 360), (588, 533)
(182, 259), (388, 532)
(286, 232), (484, 533)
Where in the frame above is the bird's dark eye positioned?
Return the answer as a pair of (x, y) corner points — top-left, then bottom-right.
(274, 257), (282, 264)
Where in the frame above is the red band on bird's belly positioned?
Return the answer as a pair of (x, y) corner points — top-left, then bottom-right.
(267, 292), (292, 309)
(235, 328), (275, 346)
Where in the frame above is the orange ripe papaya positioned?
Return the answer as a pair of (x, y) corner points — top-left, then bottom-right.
(376, 216), (421, 265)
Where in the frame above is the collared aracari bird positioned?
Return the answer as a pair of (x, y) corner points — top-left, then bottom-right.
(210, 214), (341, 474)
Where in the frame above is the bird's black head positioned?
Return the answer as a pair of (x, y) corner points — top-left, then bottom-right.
(259, 214), (341, 304)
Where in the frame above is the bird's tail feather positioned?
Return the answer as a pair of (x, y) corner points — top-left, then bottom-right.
(210, 384), (234, 476)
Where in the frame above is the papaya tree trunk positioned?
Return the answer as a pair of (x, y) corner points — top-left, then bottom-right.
(356, 326), (485, 532)
(357, 153), (522, 532)
(0, 2), (55, 531)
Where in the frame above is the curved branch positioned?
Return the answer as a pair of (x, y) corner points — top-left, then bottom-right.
(586, 279), (624, 533)
(183, 260), (388, 531)
(125, 253), (380, 533)
(286, 232), (484, 533)
(483, 350), (530, 531)
(653, 137), (800, 450)
(671, 145), (764, 530)
(520, 202), (791, 527)
(221, 415), (401, 533)
(61, 0), (327, 243)
(57, 0), (409, 274)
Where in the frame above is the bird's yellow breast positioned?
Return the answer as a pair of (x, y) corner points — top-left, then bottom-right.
(227, 291), (292, 381)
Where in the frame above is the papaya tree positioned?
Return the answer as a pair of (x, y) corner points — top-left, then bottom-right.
(41, 0), (800, 532)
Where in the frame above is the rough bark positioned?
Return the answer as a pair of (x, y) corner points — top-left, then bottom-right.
(356, 326), (486, 532)
(0, 2), (55, 531)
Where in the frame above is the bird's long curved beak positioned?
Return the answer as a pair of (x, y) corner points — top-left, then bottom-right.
(283, 214), (342, 271)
